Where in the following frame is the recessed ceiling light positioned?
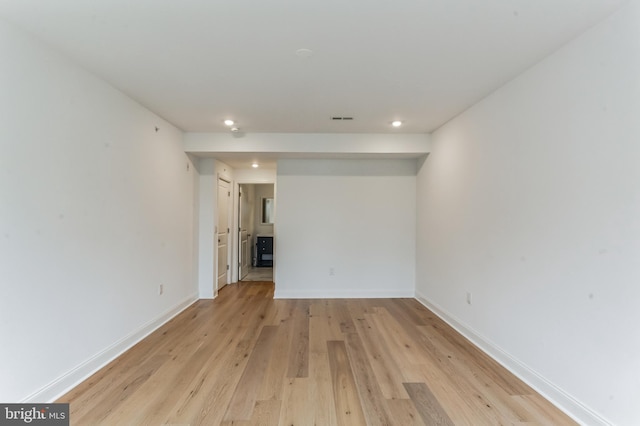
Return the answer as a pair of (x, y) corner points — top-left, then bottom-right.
(252, 163), (259, 168)
(224, 119), (235, 126)
(391, 120), (403, 127)
(231, 127), (239, 132)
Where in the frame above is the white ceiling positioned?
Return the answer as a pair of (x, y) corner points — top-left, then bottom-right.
(0, 0), (624, 135)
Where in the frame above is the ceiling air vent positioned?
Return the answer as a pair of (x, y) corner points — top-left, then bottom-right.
(331, 116), (354, 121)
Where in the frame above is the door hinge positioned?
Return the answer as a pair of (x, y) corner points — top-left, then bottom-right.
(226, 265), (229, 270)
(227, 227), (230, 233)
(228, 191), (231, 197)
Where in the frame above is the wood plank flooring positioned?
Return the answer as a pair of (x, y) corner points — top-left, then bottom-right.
(58, 282), (577, 425)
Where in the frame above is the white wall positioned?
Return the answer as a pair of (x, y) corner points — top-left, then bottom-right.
(415, 3), (640, 425)
(275, 159), (416, 298)
(233, 167), (277, 184)
(0, 19), (198, 402)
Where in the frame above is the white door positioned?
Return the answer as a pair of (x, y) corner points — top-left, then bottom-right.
(238, 185), (249, 281)
(217, 178), (230, 291)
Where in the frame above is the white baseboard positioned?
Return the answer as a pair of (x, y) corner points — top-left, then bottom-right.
(414, 290), (611, 426)
(22, 293), (199, 403)
(274, 289), (414, 299)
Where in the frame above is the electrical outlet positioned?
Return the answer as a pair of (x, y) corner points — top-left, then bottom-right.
(329, 267), (335, 276)
(466, 292), (472, 305)
(159, 284), (164, 295)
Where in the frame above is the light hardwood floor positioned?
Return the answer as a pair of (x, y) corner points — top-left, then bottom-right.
(58, 282), (576, 425)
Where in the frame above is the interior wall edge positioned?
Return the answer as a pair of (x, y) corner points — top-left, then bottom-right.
(414, 290), (612, 426)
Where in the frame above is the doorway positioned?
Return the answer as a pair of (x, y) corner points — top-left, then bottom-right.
(237, 183), (274, 283)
